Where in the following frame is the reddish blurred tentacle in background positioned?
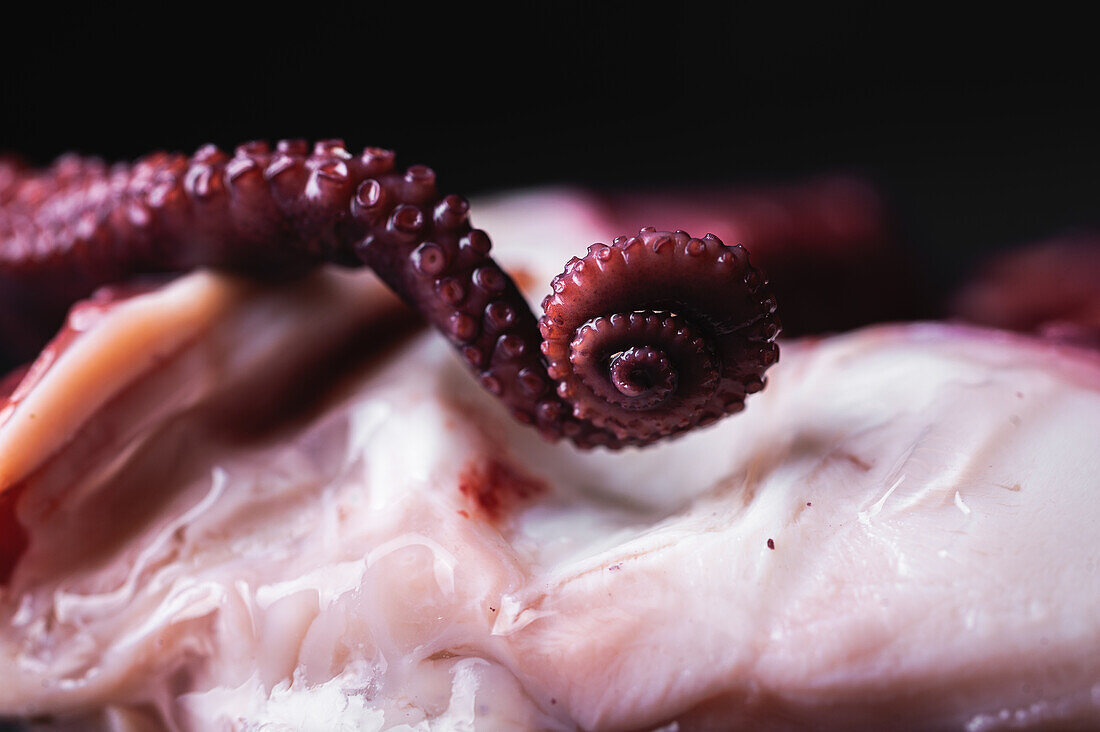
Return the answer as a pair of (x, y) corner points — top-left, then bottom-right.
(0, 140), (779, 448)
(951, 234), (1100, 348)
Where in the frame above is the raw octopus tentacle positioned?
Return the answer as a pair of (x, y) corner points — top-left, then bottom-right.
(0, 139), (779, 448)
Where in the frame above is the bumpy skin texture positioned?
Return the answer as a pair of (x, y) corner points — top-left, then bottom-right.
(0, 140), (779, 448)
(541, 229), (779, 445)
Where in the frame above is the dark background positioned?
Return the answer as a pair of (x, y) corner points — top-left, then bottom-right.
(2, 5), (1098, 294)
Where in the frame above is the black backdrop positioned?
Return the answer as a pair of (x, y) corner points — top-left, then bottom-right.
(2, 4), (1098, 293)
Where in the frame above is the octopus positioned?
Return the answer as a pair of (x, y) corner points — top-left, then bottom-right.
(1, 142), (1098, 731)
(0, 140), (779, 450)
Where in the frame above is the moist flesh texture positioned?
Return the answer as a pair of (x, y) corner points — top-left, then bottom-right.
(0, 190), (1099, 731)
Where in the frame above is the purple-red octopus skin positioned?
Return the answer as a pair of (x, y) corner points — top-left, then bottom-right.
(0, 140), (779, 449)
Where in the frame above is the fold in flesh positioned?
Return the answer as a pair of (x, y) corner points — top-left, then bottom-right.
(0, 192), (1098, 730)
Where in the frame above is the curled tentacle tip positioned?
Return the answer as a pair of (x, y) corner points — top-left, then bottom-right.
(609, 344), (677, 407)
(1, 142), (778, 453)
(538, 229), (780, 449)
